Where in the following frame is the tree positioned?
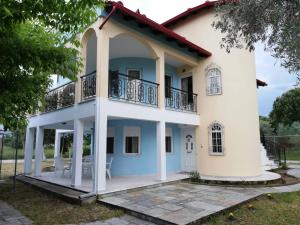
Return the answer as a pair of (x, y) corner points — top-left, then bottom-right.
(0, 0), (104, 129)
(213, 0), (300, 76)
(269, 88), (300, 128)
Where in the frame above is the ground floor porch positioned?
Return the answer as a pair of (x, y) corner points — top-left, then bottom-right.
(27, 171), (189, 195)
(24, 114), (198, 194)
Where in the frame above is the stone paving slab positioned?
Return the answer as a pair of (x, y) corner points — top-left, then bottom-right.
(287, 168), (300, 177)
(0, 200), (32, 225)
(68, 215), (156, 225)
(100, 182), (264, 225)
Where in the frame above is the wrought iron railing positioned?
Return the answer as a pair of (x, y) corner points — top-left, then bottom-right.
(262, 138), (287, 166)
(81, 71), (96, 101)
(165, 86), (197, 113)
(44, 82), (75, 112)
(108, 73), (159, 106)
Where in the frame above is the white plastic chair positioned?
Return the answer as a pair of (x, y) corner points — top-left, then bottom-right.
(54, 157), (64, 176)
(82, 155), (94, 178)
(106, 157), (113, 180)
(54, 157), (70, 177)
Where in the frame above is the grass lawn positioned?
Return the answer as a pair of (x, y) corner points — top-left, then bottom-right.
(285, 150), (300, 161)
(2, 146), (72, 160)
(204, 191), (300, 225)
(1, 146), (55, 160)
(0, 163), (123, 225)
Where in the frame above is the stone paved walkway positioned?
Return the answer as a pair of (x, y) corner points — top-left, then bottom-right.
(100, 183), (264, 225)
(100, 168), (300, 225)
(0, 200), (32, 225)
(81, 215), (156, 225)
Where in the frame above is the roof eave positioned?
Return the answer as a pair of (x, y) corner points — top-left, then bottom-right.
(104, 1), (212, 58)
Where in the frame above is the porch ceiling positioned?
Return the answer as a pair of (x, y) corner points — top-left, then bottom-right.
(109, 34), (152, 59)
(109, 34), (186, 67)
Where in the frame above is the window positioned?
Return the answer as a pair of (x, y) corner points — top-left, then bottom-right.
(165, 75), (172, 98)
(123, 127), (141, 155)
(107, 137), (114, 154)
(166, 136), (172, 153)
(125, 137), (139, 153)
(107, 128), (115, 154)
(209, 122), (224, 155)
(166, 128), (172, 153)
(127, 69), (141, 80)
(207, 67), (222, 95)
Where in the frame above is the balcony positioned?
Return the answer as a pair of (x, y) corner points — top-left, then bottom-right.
(81, 71), (96, 101)
(165, 87), (197, 113)
(42, 72), (197, 114)
(44, 82), (75, 113)
(108, 73), (159, 107)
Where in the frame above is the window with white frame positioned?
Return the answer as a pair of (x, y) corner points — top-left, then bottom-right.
(206, 67), (222, 95)
(123, 127), (140, 154)
(209, 122), (224, 155)
(166, 128), (173, 153)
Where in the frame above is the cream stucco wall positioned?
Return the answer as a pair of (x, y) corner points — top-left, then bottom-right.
(172, 9), (262, 177)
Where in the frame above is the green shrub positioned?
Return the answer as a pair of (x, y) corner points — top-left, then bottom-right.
(189, 171), (200, 182)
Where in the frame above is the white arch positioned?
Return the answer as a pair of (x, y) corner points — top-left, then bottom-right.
(110, 32), (158, 59)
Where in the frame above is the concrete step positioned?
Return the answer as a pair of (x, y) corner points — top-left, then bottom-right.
(16, 175), (96, 205)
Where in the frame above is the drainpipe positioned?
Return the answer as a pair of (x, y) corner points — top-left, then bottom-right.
(99, 5), (117, 30)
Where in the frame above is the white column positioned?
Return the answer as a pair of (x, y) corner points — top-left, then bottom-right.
(157, 121), (166, 181)
(93, 98), (107, 193)
(90, 131), (94, 156)
(24, 127), (34, 175)
(54, 130), (61, 158)
(96, 29), (109, 98)
(34, 126), (44, 177)
(71, 119), (84, 187)
(156, 51), (165, 108)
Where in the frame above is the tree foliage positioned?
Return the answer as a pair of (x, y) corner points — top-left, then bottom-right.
(0, 0), (104, 129)
(269, 88), (300, 128)
(213, 0), (300, 75)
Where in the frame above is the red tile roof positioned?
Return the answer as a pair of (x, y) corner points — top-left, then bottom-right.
(162, 1), (219, 28)
(103, 1), (212, 58)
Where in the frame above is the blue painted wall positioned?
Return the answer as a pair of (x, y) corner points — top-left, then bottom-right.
(106, 119), (182, 176)
(109, 57), (181, 89)
(53, 57), (181, 90)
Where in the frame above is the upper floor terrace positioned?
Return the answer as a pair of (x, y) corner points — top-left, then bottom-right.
(32, 2), (211, 120)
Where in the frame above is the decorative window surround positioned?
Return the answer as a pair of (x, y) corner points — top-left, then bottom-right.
(205, 63), (222, 96)
(123, 126), (141, 155)
(166, 127), (173, 153)
(208, 122), (225, 156)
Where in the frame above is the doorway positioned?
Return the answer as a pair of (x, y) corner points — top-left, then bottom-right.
(181, 128), (197, 172)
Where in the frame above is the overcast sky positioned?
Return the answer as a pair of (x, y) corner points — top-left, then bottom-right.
(121, 0), (296, 117)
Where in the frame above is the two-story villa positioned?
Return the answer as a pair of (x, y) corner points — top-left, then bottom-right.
(23, 1), (266, 194)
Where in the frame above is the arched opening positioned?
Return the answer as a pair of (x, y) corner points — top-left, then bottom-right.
(82, 29), (97, 75)
(108, 34), (159, 106)
(81, 29), (97, 101)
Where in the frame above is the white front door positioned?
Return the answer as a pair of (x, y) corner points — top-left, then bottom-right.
(182, 129), (197, 172)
